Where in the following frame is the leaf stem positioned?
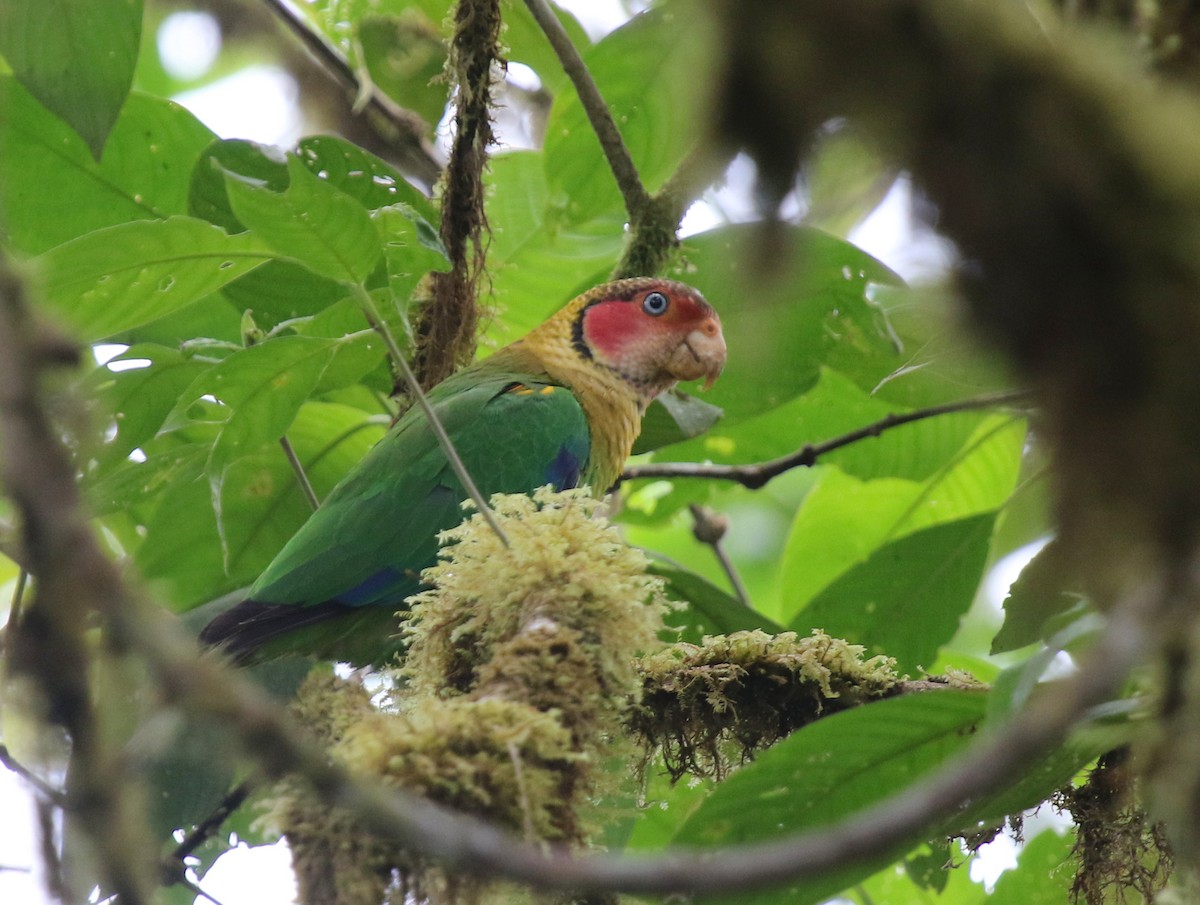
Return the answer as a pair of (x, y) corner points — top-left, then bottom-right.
(279, 436), (320, 511)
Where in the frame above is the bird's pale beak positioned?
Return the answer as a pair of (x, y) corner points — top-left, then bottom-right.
(668, 317), (727, 390)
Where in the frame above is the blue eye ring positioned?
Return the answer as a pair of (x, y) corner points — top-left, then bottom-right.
(642, 291), (669, 316)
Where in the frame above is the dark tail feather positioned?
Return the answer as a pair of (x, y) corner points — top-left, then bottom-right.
(198, 598), (353, 664)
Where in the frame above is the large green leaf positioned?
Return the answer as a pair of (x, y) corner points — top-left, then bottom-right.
(482, 150), (625, 349)
(137, 402), (386, 609)
(652, 563), (786, 643)
(162, 335), (375, 471)
(663, 224), (904, 427)
(0, 78), (216, 255)
(223, 154), (383, 285)
(0, 0), (142, 157)
(87, 344), (211, 470)
(775, 415), (1025, 623)
(790, 513), (997, 672)
(500, 0), (592, 96)
(358, 13), (448, 129)
(33, 216), (275, 341)
(672, 691), (988, 905)
(543, 3), (712, 223)
(992, 539), (1082, 654)
(652, 367), (992, 482)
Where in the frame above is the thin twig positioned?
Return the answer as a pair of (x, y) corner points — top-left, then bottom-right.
(352, 285), (509, 546)
(523, 0), (651, 217)
(9, 566), (27, 626)
(688, 504), (751, 608)
(621, 389), (1032, 488)
(279, 437), (320, 511)
(0, 744), (63, 804)
(163, 780), (253, 887)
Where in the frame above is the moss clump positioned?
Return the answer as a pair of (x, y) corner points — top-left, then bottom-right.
(339, 698), (580, 841)
(268, 489), (671, 904)
(1055, 749), (1173, 905)
(259, 672), (396, 905)
(405, 486), (669, 730)
(633, 629), (899, 780)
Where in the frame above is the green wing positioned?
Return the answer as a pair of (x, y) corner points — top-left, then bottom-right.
(199, 369), (590, 663)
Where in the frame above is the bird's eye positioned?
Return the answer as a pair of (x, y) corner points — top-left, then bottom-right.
(642, 291), (669, 316)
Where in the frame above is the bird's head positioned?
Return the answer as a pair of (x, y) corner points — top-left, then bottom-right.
(568, 278), (726, 400)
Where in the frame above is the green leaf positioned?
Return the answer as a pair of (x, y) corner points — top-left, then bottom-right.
(543, 3), (712, 223)
(0, 77), (216, 255)
(373, 203), (449, 307)
(775, 415), (1025, 624)
(665, 224), (905, 427)
(992, 539), (1082, 654)
(137, 402), (385, 608)
(482, 151), (625, 349)
(672, 691), (988, 905)
(89, 344), (211, 469)
(791, 514), (997, 673)
(501, 0), (591, 96)
(33, 216), (275, 341)
(632, 391), (725, 455)
(223, 154), (382, 284)
(988, 829), (1075, 905)
(357, 14), (448, 129)
(163, 334), (382, 472)
(653, 367), (992, 482)
(652, 563), (785, 643)
(296, 136), (437, 221)
(0, 0), (142, 157)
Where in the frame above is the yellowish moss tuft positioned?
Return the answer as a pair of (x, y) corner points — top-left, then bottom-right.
(633, 629), (899, 780)
(339, 697), (581, 841)
(404, 486), (669, 722)
(257, 671), (396, 905)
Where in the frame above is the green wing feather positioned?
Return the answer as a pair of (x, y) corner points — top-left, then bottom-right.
(200, 364), (591, 663)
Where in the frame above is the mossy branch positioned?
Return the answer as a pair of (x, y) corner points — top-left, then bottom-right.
(414, 0), (502, 389)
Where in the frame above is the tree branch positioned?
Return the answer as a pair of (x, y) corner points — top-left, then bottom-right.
(260, 0), (443, 188)
(621, 389), (1031, 488)
(523, 0), (651, 217)
(0, 265), (154, 904)
(0, 261), (1150, 898)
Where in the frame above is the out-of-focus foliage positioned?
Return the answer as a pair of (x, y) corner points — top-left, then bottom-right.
(0, 1), (1115, 903)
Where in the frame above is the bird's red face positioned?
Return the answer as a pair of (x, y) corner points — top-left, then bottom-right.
(579, 280), (726, 397)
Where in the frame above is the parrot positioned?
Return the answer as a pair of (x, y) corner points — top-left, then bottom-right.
(198, 277), (726, 666)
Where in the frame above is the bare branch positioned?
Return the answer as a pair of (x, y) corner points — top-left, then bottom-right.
(523, 0), (651, 217)
(279, 437), (320, 511)
(688, 504), (751, 608)
(0, 744), (62, 804)
(260, 0), (442, 187)
(622, 389), (1031, 488)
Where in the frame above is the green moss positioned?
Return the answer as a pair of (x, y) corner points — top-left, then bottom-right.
(633, 629), (899, 780)
(404, 487), (670, 729)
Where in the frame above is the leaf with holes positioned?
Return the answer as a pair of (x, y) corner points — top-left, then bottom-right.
(33, 216), (274, 341)
(223, 154), (383, 285)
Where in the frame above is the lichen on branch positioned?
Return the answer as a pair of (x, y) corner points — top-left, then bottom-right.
(634, 630), (899, 780)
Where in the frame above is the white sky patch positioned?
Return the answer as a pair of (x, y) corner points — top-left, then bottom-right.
(158, 11), (222, 81)
(175, 67), (302, 147)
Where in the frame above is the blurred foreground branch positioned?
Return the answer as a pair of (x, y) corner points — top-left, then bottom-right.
(0, 255), (1157, 899)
